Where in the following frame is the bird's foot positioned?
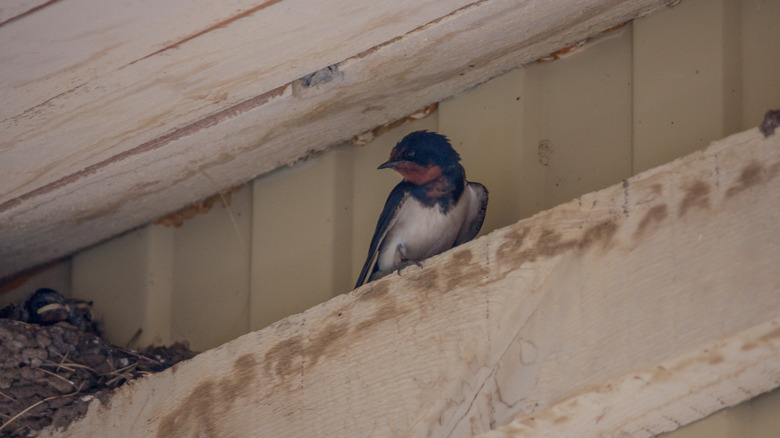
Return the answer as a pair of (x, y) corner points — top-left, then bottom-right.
(395, 260), (423, 276)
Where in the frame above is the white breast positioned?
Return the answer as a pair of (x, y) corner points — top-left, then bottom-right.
(375, 187), (475, 276)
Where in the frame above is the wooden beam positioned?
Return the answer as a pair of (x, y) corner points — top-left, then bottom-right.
(478, 318), (780, 437)
(0, 0), (671, 279)
(39, 127), (780, 437)
(0, 0), (53, 25)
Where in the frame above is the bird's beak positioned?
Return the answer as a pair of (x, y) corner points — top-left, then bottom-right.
(378, 160), (400, 170)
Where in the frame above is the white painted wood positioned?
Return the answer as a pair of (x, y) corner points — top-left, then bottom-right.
(0, 0), (672, 280)
(663, 388), (780, 438)
(0, 0), (50, 25)
(0, 0), (275, 118)
(41, 127), (780, 437)
(478, 318), (780, 437)
(0, 0), (476, 201)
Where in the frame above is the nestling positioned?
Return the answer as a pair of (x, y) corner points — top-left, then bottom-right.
(355, 130), (488, 288)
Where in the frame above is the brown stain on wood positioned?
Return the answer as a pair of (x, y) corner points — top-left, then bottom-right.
(741, 341), (758, 351)
(741, 325), (780, 350)
(650, 365), (670, 384)
(357, 281), (390, 302)
(264, 285), (407, 384)
(352, 103), (438, 146)
(445, 248), (489, 291)
(666, 356), (697, 375)
(355, 301), (399, 332)
(159, 381), (219, 437)
(221, 354), (258, 400)
(664, 348), (727, 379)
(536, 222), (614, 260)
(536, 228), (578, 257)
(758, 325), (780, 343)
(536, 21), (629, 63)
(536, 41), (586, 63)
(726, 161), (764, 198)
(414, 268), (441, 291)
(155, 187), (239, 227)
(578, 221), (619, 250)
(305, 321), (350, 368)
(263, 336), (303, 384)
(634, 204), (668, 240)
(678, 181), (710, 217)
(265, 244), (512, 385)
(496, 227), (531, 261)
(353, 281), (414, 338)
(157, 354), (257, 438)
(494, 220), (619, 280)
(707, 351), (725, 365)
(0, 259), (65, 294)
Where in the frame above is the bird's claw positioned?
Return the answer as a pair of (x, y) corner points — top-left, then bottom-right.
(395, 260), (423, 276)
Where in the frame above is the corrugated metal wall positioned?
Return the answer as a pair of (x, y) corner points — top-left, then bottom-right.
(64, 0), (780, 434)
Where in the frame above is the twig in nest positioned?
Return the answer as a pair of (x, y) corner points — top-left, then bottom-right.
(56, 352), (70, 373)
(37, 368), (76, 388)
(0, 390), (17, 402)
(114, 346), (163, 365)
(102, 363), (138, 387)
(0, 384), (84, 433)
(42, 360), (96, 373)
(105, 373), (132, 387)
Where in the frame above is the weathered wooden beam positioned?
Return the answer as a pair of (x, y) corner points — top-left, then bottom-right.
(0, 0), (51, 25)
(39, 127), (780, 437)
(479, 318), (780, 437)
(0, 0), (672, 279)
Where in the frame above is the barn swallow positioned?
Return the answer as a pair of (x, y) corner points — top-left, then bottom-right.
(355, 130), (488, 288)
(24, 288), (69, 325)
(22, 288), (99, 334)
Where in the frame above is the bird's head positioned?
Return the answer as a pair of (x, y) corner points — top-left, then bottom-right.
(25, 288), (69, 325)
(378, 131), (461, 185)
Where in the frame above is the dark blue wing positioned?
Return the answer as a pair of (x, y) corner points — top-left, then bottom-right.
(454, 182), (488, 246)
(355, 182), (411, 288)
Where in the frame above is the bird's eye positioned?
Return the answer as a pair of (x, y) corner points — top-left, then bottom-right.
(403, 149), (416, 161)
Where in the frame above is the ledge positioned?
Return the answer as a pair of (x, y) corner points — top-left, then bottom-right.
(39, 126), (780, 437)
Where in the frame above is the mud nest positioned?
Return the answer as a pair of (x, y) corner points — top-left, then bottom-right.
(0, 318), (196, 436)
